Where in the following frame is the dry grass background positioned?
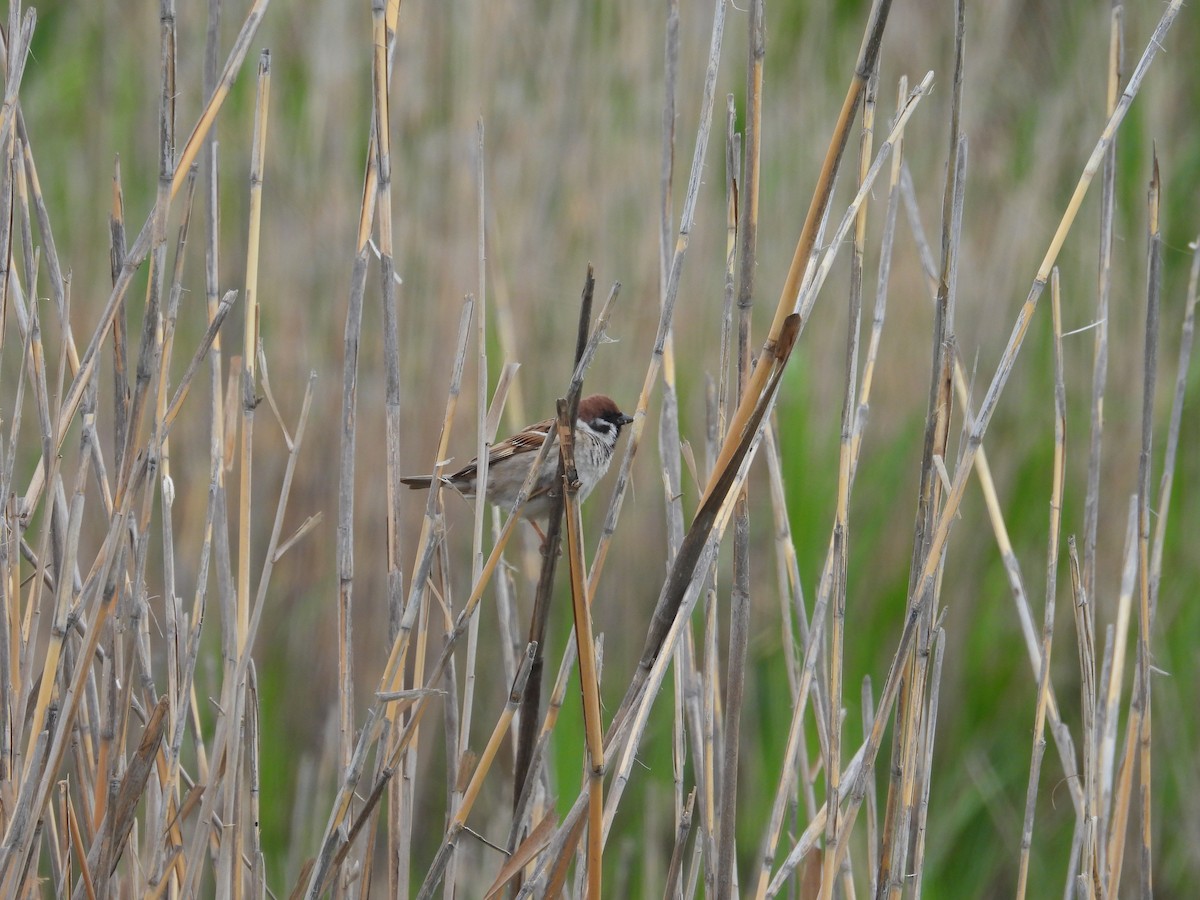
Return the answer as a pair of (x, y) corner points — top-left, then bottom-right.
(1, 0), (1198, 896)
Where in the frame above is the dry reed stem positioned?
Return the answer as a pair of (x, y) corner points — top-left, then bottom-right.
(556, 399), (605, 899)
(1068, 537), (1101, 897)
(1015, 267), (1067, 900)
(819, 52), (878, 900)
(178, 372), (317, 897)
(664, 787), (696, 900)
(1083, 0), (1124, 602)
(658, 12), (688, 888)
(20, 0), (271, 516)
(219, 48), (269, 898)
(899, 164), (1085, 820)
(1102, 499), (1139, 891)
(880, 5), (963, 878)
(1133, 155), (1162, 900)
(748, 79), (928, 899)
(861, 676), (878, 897)
(0, 9), (35, 153)
(511, 265), (595, 825)
(372, 6), (409, 887)
(447, 118), (490, 900)
(910, 624), (946, 896)
(322, 4), (396, 892)
(1149, 235), (1199, 596)
(237, 48), (270, 657)
(714, 1), (763, 894)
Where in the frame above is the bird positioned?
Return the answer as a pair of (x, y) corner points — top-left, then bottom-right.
(400, 394), (634, 540)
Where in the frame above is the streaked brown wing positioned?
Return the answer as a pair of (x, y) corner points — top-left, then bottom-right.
(449, 417), (554, 481)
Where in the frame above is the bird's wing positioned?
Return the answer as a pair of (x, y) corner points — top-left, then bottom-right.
(449, 417), (555, 480)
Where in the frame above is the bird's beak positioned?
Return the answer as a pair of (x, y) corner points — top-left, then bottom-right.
(617, 413), (634, 426)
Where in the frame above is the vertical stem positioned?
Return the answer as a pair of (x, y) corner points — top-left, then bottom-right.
(1133, 156), (1161, 900)
(716, 3), (761, 894)
(1015, 268), (1067, 900)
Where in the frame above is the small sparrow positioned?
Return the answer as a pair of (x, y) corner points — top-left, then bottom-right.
(401, 394), (634, 538)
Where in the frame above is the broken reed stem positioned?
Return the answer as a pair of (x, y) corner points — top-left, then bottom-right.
(511, 264), (595, 827)
(557, 399), (605, 900)
(377, 30), (412, 882)
(1015, 267), (1067, 900)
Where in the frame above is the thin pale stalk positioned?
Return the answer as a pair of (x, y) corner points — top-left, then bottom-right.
(1102, 500), (1139, 893)
(910, 626), (946, 896)
(819, 57), (878, 900)
(716, 3), (762, 895)
(1149, 237), (1198, 604)
(449, 122), (490, 900)
(1068, 538), (1101, 897)
(1083, 0), (1123, 601)
(1015, 267), (1067, 899)
(1132, 157), (1162, 900)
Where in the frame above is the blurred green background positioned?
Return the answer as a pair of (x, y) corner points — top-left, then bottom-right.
(12, 0), (1199, 895)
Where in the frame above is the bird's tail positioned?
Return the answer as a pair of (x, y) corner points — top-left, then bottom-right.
(399, 476), (433, 490)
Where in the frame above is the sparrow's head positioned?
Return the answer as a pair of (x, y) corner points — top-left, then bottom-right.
(578, 394), (634, 444)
